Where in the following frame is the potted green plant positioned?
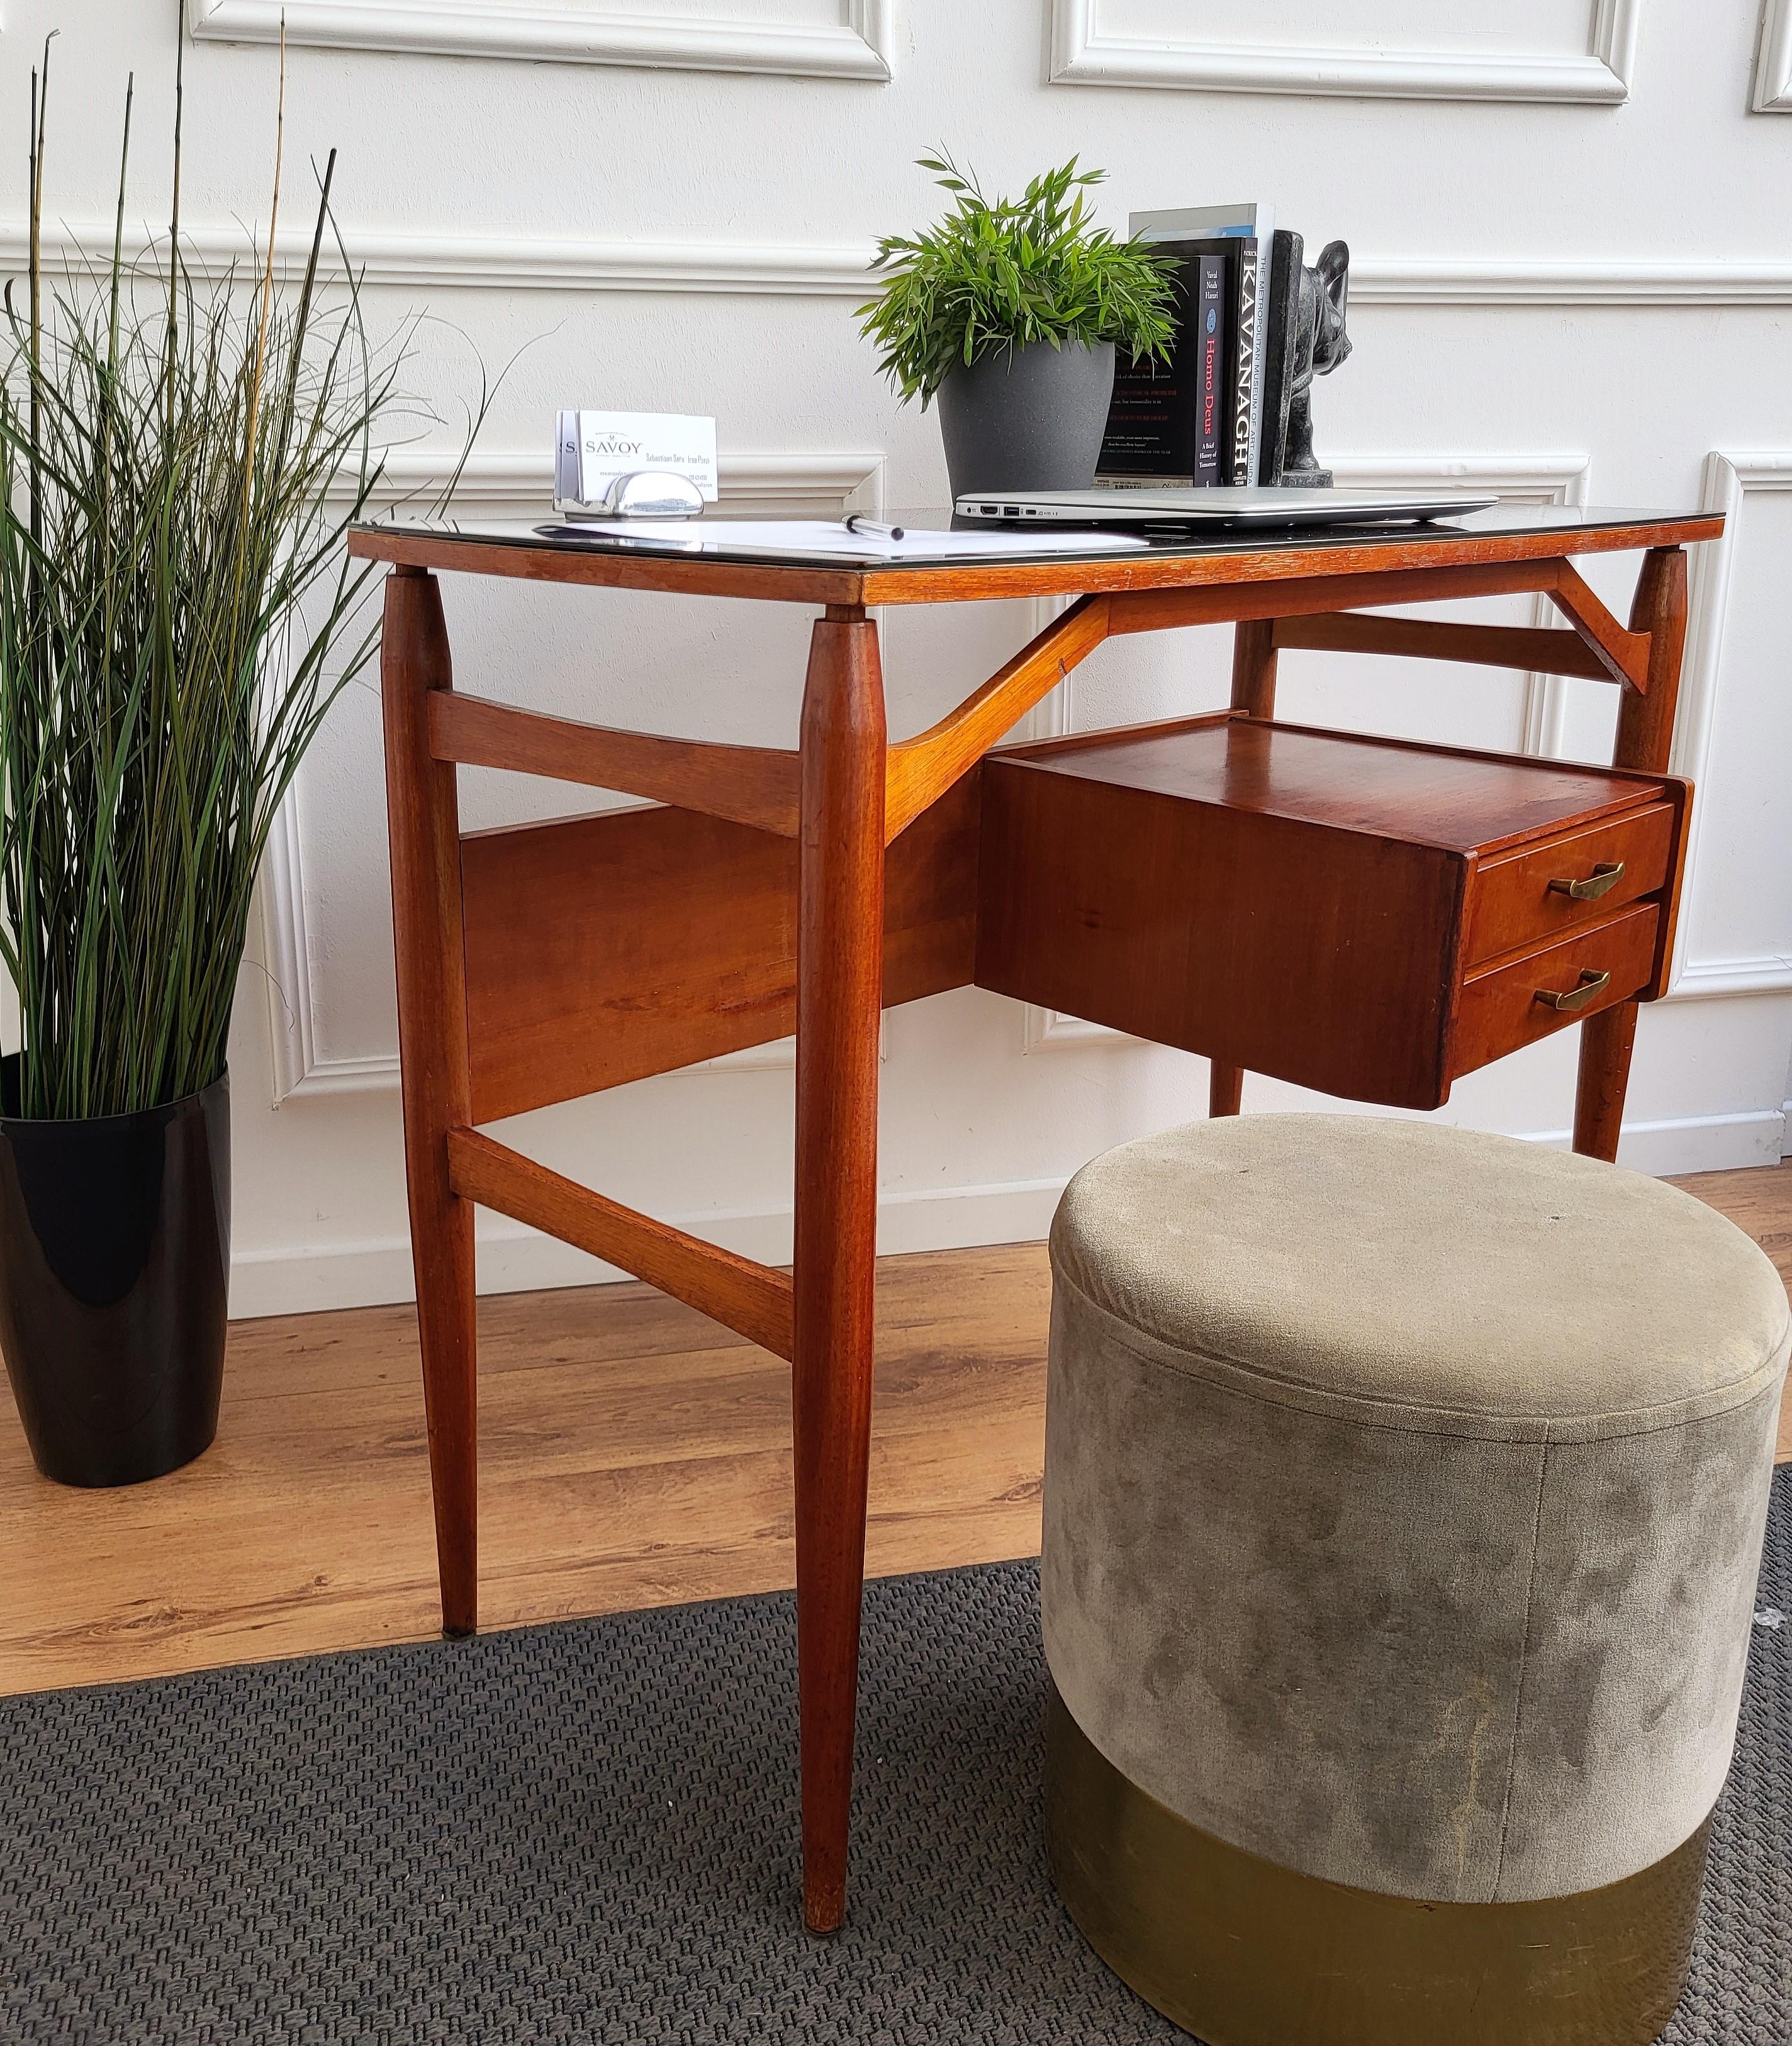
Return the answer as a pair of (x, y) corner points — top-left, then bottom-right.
(0, 41), (398, 1486)
(858, 154), (1177, 498)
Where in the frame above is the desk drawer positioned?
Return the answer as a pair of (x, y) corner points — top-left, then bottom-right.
(1464, 803), (1676, 967)
(1451, 902), (1660, 1080)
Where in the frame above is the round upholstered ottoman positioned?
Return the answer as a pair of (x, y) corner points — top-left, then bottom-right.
(1041, 1114), (1789, 2046)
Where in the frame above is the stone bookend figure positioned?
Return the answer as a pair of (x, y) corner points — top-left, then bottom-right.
(1262, 235), (1352, 488)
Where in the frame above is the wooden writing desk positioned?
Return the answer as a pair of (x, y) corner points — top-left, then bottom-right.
(349, 503), (1720, 1933)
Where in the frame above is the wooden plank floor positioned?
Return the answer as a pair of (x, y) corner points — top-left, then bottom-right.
(4, 1163), (1789, 1699)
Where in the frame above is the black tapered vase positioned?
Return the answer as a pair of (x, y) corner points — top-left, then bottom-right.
(0, 1058), (230, 1487)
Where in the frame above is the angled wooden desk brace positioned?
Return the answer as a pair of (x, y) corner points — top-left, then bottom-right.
(350, 504), (1720, 1933)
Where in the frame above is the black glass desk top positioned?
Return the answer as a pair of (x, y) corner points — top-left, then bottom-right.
(360, 502), (1707, 571)
(349, 503), (1722, 607)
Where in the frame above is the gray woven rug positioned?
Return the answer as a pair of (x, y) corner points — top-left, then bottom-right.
(3, 1470), (1788, 2044)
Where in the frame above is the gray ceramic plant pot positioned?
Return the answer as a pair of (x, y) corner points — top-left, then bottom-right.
(935, 338), (1116, 499)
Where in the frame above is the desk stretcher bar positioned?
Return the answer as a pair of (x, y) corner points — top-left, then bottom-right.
(447, 1127), (796, 1359)
(423, 552), (1665, 851)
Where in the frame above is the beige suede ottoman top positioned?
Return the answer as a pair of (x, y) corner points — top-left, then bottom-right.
(1051, 1114), (1789, 1445)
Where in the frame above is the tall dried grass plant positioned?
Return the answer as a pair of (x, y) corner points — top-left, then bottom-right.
(0, 30), (401, 1117)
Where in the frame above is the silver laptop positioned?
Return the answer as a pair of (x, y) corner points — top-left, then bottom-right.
(955, 486), (1497, 529)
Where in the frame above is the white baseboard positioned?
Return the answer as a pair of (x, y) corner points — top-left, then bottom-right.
(1513, 1108), (1788, 1177)
(227, 1173), (1069, 1319)
(226, 1110), (1786, 1318)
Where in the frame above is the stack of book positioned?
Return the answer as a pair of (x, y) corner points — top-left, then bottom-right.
(1098, 203), (1301, 491)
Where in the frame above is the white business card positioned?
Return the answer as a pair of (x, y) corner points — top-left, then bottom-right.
(556, 409), (718, 508)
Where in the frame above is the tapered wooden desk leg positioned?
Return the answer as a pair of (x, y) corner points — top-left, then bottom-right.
(1210, 621), (1281, 1120)
(1230, 618), (1279, 722)
(381, 567), (479, 1638)
(1575, 1003), (1640, 1162)
(1573, 547), (1689, 1163)
(792, 609), (887, 1935)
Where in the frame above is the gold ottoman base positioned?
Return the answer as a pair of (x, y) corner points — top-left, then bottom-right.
(1044, 1685), (1706, 2046)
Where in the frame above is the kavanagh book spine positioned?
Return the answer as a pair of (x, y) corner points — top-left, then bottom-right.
(1228, 238), (1259, 487)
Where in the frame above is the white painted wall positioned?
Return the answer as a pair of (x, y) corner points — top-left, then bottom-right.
(3, 0), (1789, 1316)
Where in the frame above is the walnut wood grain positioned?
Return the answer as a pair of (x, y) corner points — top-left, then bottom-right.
(1622, 549), (1694, 994)
(1576, 547), (1691, 1161)
(381, 569), (481, 1639)
(1452, 902), (1660, 1080)
(1105, 557), (1572, 639)
(1464, 802), (1679, 966)
(999, 713), (1667, 854)
(978, 719), (1467, 1110)
(352, 527), (866, 606)
(977, 716), (1683, 1113)
(1211, 621), (1281, 1117)
(447, 1128), (796, 1361)
(884, 595), (1109, 840)
(792, 613), (888, 1934)
(430, 690), (800, 836)
(1549, 559), (1652, 689)
(1206, 1064), (1246, 1117)
(1574, 1002), (1641, 1161)
(1614, 550), (1692, 773)
(349, 513), (1725, 611)
(1272, 612), (1616, 683)
(459, 774), (978, 1124)
(851, 519), (1725, 610)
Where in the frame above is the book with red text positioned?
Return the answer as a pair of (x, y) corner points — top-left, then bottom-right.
(1098, 246), (1234, 484)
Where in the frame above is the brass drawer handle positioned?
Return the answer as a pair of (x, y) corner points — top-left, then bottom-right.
(1548, 860), (1625, 902)
(1535, 968), (1612, 1014)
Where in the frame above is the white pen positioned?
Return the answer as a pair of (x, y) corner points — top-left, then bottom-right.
(843, 514), (906, 541)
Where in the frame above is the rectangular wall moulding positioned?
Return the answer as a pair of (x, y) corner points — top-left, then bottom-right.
(1665, 451), (1792, 1000)
(189, 0), (894, 80)
(1049, 0), (1638, 103)
(1755, 0), (1792, 110)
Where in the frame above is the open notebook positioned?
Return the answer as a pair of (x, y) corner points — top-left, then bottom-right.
(533, 519), (1150, 563)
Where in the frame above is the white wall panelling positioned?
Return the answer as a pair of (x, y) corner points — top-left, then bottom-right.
(0, 220), (876, 297)
(3, 0), (1786, 1314)
(189, 0), (895, 80)
(259, 449), (885, 1102)
(13, 221), (1792, 309)
(1345, 261), (1792, 308)
(1665, 452), (1792, 1000)
(1049, 0), (1639, 103)
(1754, 0), (1792, 111)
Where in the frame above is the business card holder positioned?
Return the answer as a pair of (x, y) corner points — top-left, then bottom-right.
(554, 469), (707, 521)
